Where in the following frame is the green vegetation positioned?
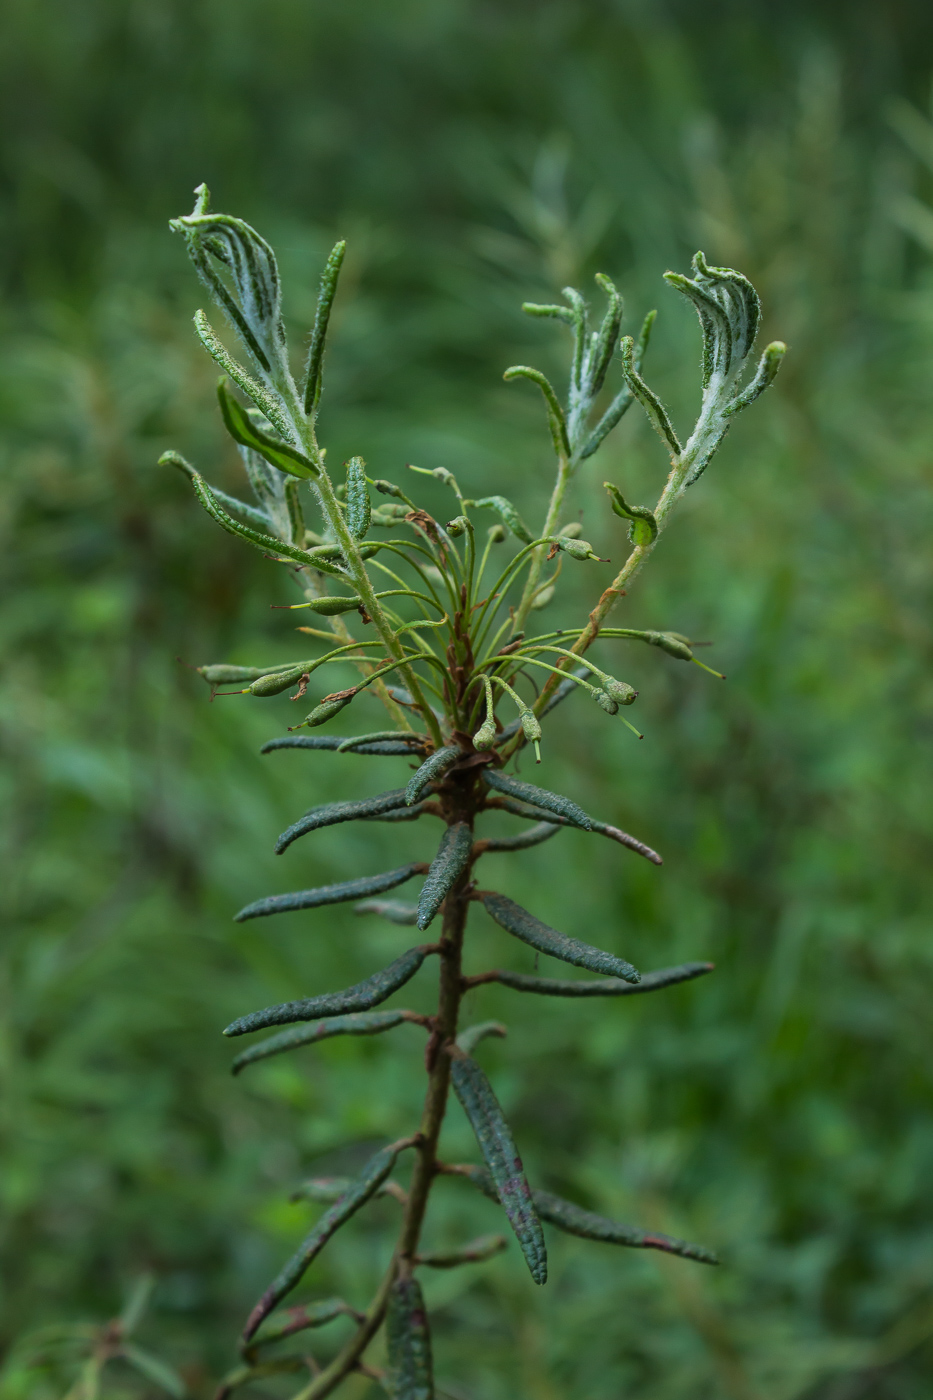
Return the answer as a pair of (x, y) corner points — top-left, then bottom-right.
(3, 3), (933, 1397)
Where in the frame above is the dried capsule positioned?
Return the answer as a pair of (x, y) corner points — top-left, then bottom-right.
(385, 1275), (434, 1400)
(417, 822), (473, 929)
(449, 1054), (546, 1284)
(480, 891), (640, 983)
(223, 945), (430, 1036)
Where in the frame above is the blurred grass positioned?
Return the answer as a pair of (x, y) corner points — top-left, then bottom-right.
(3, 2), (933, 1397)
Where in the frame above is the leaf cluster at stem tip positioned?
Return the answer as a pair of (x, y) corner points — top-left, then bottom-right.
(165, 184), (779, 1399)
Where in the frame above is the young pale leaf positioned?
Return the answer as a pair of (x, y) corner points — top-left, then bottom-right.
(217, 380), (318, 479)
(231, 1010), (410, 1074)
(355, 899), (419, 925)
(603, 482), (658, 545)
(417, 822), (473, 930)
(664, 251), (761, 385)
(234, 864), (423, 923)
(533, 1189), (719, 1265)
(163, 455), (319, 567)
(262, 735), (427, 756)
(480, 892), (640, 983)
(464, 495), (533, 543)
(303, 239), (346, 415)
(487, 962), (713, 998)
(275, 788), (409, 853)
(345, 456), (371, 540)
(449, 1054), (547, 1284)
(417, 1234), (507, 1269)
(385, 1275), (434, 1400)
(482, 769), (592, 830)
(223, 945), (430, 1036)
(406, 746), (461, 805)
(243, 1141), (408, 1340)
(171, 191), (292, 387)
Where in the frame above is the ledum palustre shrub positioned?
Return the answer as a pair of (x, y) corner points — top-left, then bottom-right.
(161, 184), (785, 1400)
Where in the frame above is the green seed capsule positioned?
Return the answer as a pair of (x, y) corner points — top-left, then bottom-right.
(487, 524), (507, 542)
(249, 667), (308, 696)
(521, 711), (542, 743)
(593, 689), (618, 714)
(603, 678), (637, 705)
(198, 664), (263, 685)
(557, 536), (604, 562)
(473, 717), (497, 751)
(530, 584), (554, 610)
(303, 595), (363, 615)
(445, 515), (468, 537)
(305, 694), (354, 726)
(650, 631), (694, 661)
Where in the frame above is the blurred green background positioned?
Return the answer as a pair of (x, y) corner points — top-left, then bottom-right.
(3, 1), (933, 1396)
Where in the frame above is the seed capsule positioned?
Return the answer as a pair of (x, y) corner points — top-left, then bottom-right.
(593, 689), (619, 714)
(556, 537), (605, 562)
(249, 667), (308, 696)
(302, 595), (363, 615)
(304, 694), (354, 726)
(603, 678), (637, 705)
(198, 664), (263, 685)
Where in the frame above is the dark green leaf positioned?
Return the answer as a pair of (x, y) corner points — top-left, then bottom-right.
(249, 1297), (356, 1351)
(275, 788), (409, 854)
(231, 1010), (410, 1074)
(456, 1021), (507, 1055)
(533, 1189), (719, 1265)
(417, 1234), (507, 1268)
(354, 899), (419, 925)
(417, 822), (473, 929)
(480, 821), (560, 853)
(243, 1141), (408, 1340)
(488, 962), (713, 997)
(449, 1054), (546, 1284)
(482, 769), (592, 829)
(303, 239), (346, 415)
(406, 746), (461, 805)
(262, 735), (427, 756)
(480, 892), (640, 983)
(223, 946), (430, 1037)
(385, 1275), (434, 1400)
(217, 380), (318, 479)
(234, 864), (422, 922)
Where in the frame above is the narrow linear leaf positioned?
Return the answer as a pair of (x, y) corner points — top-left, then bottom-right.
(223, 946), (430, 1037)
(487, 962), (714, 998)
(345, 456), (371, 540)
(262, 736), (427, 757)
(231, 1010), (410, 1074)
(339, 730), (429, 752)
(455, 1168), (717, 1264)
(417, 1234), (507, 1269)
(234, 864), (423, 922)
(362, 803), (431, 823)
(243, 1141), (408, 1340)
(121, 1345), (186, 1398)
(217, 380), (318, 479)
(249, 1298), (356, 1350)
(484, 793), (661, 864)
(480, 892), (640, 983)
(464, 495), (533, 543)
(385, 1275), (434, 1400)
(450, 1055), (546, 1283)
(456, 1021), (507, 1055)
(482, 769), (592, 830)
(406, 746), (461, 805)
(163, 455), (318, 567)
(275, 788), (409, 854)
(417, 822), (473, 930)
(533, 1190), (719, 1265)
(480, 821), (561, 853)
(355, 899), (419, 925)
(303, 239), (346, 415)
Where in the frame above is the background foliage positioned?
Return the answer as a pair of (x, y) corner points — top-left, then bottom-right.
(3, 1), (933, 1396)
